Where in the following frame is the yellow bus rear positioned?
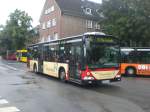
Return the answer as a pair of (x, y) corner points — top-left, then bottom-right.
(16, 50), (28, 63)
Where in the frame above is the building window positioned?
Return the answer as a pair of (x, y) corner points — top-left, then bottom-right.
(47, 20), (51, 28)
(45, 6), (55, 15)
(52, 18), (56, 27)
(95, 23), (100, 30)
(51, 6), (54, 12)
(42, 22), (46, 29)
(85, 8), (92, 15)
(45, 10), (48, 14)
(47, 8), (51, 14)
(44, 37), (47, 42)
(47, 35), (51, 41)
(54, 32), (58, 40)
(41, 37), (45, 42)
(86, 20), (93, 28)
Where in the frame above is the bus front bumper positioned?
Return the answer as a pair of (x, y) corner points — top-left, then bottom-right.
(82, 77), (121, 84)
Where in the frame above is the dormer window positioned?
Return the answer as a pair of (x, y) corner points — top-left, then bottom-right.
(45, 6), (55, 15)
(85, 8), (92, 15)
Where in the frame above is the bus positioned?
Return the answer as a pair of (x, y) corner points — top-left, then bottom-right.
(27, 32), (121, 84)
(4, 50), (17, 60)
(121, 47), (150, 76)
(16, 50), (28, 63)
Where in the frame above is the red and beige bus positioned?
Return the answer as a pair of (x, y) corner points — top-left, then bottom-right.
(27, 32), (121, 85)
(121, 47), (150, 76)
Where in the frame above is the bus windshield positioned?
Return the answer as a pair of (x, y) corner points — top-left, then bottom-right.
(86, 37), (119, 69)
(22, 52), (27, 57)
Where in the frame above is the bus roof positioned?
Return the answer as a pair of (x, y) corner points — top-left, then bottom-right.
(29, 32), (115, 47)
(121, 47), (150, 52)
(137, 49), (150, 51)
(17, 50), (27, 52)
(84, 32), (106, 36)
(121, 49), (134, 52)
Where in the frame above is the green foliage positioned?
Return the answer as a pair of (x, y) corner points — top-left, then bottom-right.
(0, 9), (34, 54)
(99, 0), (150, 46)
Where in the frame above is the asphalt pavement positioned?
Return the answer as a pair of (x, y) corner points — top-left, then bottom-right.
(0, 59), (150, 112)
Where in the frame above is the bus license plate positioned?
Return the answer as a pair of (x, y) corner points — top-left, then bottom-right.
(102, 80), (110, 84)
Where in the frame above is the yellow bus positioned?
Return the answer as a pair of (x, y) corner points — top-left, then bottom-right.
(27, 32), (121, 85)
(16, 50), (28, 63)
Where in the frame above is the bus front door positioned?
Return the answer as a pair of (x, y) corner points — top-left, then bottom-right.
(38, 45), (44, 73)
(69, 46), (82, 80)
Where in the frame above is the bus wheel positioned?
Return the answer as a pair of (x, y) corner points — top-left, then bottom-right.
(125, 67), (136, 76)
(59, 69), (66, 82)
(33, 65), (38, 73)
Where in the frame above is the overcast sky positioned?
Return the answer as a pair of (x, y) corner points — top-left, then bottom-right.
(0, 0), (101, 27)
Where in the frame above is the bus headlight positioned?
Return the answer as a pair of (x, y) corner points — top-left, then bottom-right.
(115, 75), (121, 78)
(87, 72), (90, 76)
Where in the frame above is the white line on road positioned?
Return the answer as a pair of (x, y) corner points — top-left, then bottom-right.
(3, 64), (18, 71)
(0, 66), (8, 70)
(0, 64), (19, 71)
(0, 107), (20, 112)
(0, 99), (9, 105)
(0, 63), (26, 72)
(7, 63), (22, 65)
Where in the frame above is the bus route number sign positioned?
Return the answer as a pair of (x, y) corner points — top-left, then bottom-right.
(138, 65), (150, 71)
(89, 37), (114, 43)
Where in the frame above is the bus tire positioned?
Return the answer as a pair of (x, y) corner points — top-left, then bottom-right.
(125, 67), (136, 76)
(59, 69), (66, 82)
(33, 64), (38, 73)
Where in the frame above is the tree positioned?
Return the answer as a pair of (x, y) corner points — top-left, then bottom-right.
(99, 0), (150, 46)
(1, 9), (33, 51)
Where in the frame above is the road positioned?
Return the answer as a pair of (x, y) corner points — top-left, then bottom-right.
(0, 59), (150, 112)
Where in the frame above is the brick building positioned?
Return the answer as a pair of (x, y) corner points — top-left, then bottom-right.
(39, 0), (101, 42)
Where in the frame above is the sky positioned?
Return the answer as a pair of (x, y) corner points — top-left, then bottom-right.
(0, 0), (101, 27)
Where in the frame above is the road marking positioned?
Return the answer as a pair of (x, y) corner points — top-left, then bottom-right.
(0, 99), (9, 105)
(0, 107), (20, 112)
(3, 65), (18, 71)
(0, 96), (20, 112)
(0, 66), (8, 70)
(8, 63), (19, 64)
(0, 64), (18, 71)
(0, 63), (26, 72)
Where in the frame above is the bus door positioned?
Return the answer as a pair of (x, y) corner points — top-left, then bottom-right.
(69, 45), (82, 79)
(38, 44), (44, 73)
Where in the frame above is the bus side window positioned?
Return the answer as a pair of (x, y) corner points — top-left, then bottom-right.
(48, 45), (59, 62)
(32, 48), (39, 60)
(48, 47), (52, 61)
(59, 46), (65, 62)
(69, 46), (82, 65)
(64, 44), (71, 62)
(43, 46), (49, 61)
(49, 47), (54, 61)
(139, 52), (150, 64)
(70, 46), (75, 64)
(75, 46), (82, 63)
